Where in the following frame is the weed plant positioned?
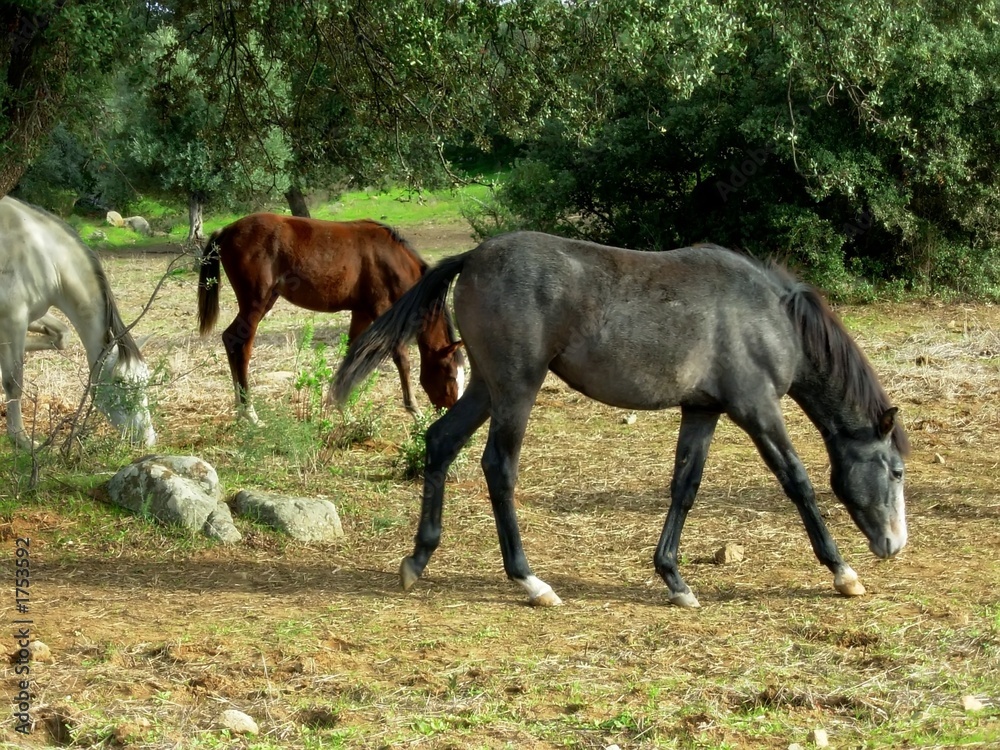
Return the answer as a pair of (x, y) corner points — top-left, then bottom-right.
(394, 408), (468, 480)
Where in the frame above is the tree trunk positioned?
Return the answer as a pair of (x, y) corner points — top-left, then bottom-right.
(285, 185), (310, 217)
(187, 193), (205, 242)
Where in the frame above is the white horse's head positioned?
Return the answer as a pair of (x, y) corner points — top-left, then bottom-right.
(95, 346), (156, 447)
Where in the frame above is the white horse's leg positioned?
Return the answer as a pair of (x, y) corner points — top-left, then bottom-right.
(0, 323), (36, 450)
(25, 313), (70, 352)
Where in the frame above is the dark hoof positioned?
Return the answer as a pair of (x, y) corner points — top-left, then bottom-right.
(399, 557), (421, 591)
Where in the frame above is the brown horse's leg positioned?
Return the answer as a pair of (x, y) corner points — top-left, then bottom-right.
(347, 311), (420, 416)
(391, 342), (420, 417)
(222, 302), (272, 424)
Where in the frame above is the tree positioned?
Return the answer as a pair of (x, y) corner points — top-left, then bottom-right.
(477, 0), (1000, 296)
(0, 1), (143, 197)
(122, 23), (293, 239)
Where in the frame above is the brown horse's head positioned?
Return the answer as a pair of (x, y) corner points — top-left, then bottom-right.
(419, 339), (466, 409)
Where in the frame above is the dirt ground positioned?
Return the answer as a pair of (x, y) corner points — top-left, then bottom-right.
(1, 228), (998, 748)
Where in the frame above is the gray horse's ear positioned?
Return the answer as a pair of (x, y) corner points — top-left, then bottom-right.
(878, 407), (899, 437)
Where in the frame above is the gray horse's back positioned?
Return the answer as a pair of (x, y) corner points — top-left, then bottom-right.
(453, 232), (800, 411)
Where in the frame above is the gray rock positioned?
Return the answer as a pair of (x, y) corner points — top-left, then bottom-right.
(124, 215), (152, 235)
(28, 640), (54, 664)
(809, 728), (829, 747)
(106, 455), (241, 543)
(106, 210), (124, 227)
(234, 491), (343, 541)
(714, 542), (745, 565)
(219, 709), (258, 735)
(204, 505), (242, 543)
(89, 229), (107, 242)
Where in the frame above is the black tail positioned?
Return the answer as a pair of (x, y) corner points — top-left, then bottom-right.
(197, 231), (223, 336)
(332, 251), (471, 406)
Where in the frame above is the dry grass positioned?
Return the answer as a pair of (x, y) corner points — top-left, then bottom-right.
(1, 234), (998, 749)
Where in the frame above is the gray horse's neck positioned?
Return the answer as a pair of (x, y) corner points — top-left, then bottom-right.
(788, 363), (874, 449)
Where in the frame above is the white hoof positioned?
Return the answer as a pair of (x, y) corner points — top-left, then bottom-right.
(529, 590), (563, 607)
(668, 590), (701, 608)
(399, 557), (420, 591)
(11, 434), (40, 451)
(237, 404), (265, 427)
(834, 567), (867, 597)
(517, 575), (562, 607)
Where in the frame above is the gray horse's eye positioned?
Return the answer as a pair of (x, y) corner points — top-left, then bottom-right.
(891, 468), (903, 481)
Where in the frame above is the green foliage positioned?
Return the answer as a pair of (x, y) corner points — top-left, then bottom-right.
(322, 333), (381, 449)
(394, 408), (466, 481)
(293, 322), (335, 431)
(470, 0), (1000, 299)
(394, 410), (436, 480)
(122, 24), (294, 206)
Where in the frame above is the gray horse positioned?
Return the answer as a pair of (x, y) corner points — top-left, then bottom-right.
(334, 232), (909, 608)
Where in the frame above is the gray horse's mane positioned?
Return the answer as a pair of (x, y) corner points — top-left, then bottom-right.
(771, 263), (909, 454)
(20, 200), (144, 366)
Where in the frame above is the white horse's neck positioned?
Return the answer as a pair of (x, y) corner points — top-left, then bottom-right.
(1, 197), (155, 447)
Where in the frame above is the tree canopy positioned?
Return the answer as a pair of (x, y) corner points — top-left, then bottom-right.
(5, 0), (1000, 295)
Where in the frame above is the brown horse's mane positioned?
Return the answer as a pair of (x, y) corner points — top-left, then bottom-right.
(771, 263), (909, 454)
(370, 221), (429, 271)
(370, 221), (464, 355)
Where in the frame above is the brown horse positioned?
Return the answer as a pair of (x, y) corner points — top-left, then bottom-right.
(197, 213), (465, 423)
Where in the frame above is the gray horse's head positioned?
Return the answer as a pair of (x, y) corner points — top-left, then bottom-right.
(95, 346), (156, 447)
(829, 407), (907, 559)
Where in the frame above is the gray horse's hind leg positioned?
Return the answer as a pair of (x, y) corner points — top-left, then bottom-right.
(730, 398), (865, 598)
(654, 408), (721, 607)
(400, 376), (490, 590)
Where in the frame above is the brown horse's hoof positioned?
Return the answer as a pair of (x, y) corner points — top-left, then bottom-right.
(529, 590), (563, 607)
(399, 557), (420, 591)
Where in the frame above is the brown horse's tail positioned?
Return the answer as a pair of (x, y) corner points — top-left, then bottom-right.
(332, 251), (471, 406)
(197, 231), (223, 336)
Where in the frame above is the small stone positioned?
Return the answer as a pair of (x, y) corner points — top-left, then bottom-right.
(714, 543), (745, 565)
(933, 453), (945, 464)
(219, 709), (258, 735)
(28, 640), (54, 663)
(961, 695), (984, 712)
(113, 717), (151, 744)
(89, 229), (107, 242)
(788, 744), (805, 750)
(621, 412), (637, 425)
(605, 745), (622, 750)
(809, 728), (830, 747)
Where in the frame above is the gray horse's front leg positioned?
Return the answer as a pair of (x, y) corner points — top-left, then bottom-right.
(402, 378), (490, 591)
(732, 401), (865, 598)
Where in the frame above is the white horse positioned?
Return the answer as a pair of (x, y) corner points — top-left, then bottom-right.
(0, 196), (156, 449)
